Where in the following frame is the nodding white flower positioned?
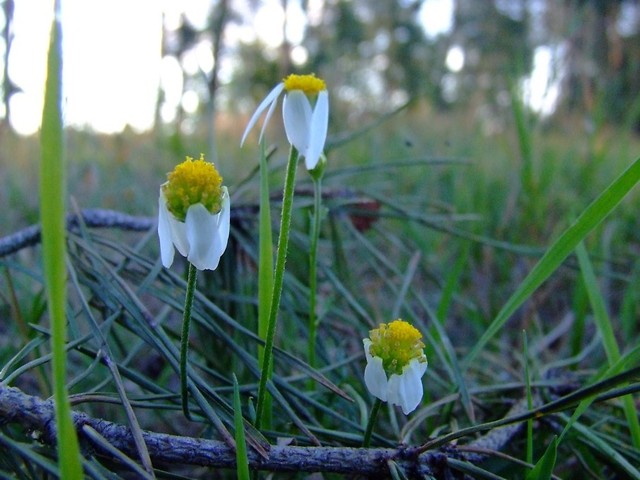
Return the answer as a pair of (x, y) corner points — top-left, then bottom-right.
(158, 154), (230, 271)
(363, 319), (428, 415)
(240, 73), (329, 171)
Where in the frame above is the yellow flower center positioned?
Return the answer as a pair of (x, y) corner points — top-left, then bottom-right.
(283, 73), (326, 95)
(162, 154), (223, 222)
(368, 319), (426, 376)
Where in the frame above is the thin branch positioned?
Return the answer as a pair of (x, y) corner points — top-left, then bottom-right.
(0, 384), (473, 477)
(0, 209), (153, 258)
(0, 191), (375, 258)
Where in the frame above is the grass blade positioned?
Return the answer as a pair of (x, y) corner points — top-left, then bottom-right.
(257, 140), (273, 428)
(576, 242), (640, 448)
(233, 374), (250, 480)
(465, 156), (640, 365)
(525, 436), (557, 480)
(523, 331), (533, 465)
(39, 4), (83, 477)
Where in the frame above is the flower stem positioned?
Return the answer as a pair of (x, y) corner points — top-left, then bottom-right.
(363, 398), (383, 448)
(255, 145), (300, 429)
(180, 262), (198, 420)
(308, 173), (323, 370)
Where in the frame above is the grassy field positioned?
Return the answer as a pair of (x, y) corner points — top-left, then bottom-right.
(1, 98), (640, 478)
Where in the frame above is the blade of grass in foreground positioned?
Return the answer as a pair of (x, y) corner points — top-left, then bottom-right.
(40, 5), (83, 477)
(576, 242), (640, 448)
(233, 375), (250, 480)
(464, 156), (640, 365)
(257, 140), (273, 429)
(525, 436), (557, 480)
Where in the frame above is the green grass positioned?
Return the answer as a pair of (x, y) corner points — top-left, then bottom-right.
(38, 9), (83, 478)
(1, 96), (640, 478)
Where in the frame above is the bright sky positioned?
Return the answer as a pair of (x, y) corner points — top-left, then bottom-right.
(4, 0), (488, 135)
(8, 0), (164, 134)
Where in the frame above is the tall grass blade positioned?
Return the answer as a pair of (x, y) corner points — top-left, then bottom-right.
(511, 83), (535, 201)
(523, 331), (533, 465)
(525, 436), (557, 480)
(257, 140), (273, 428)
(39, 5), (83, 477)
(465, 156), (640, 365)
(233, 374), (250, 480)
(576, 242), (640, 448)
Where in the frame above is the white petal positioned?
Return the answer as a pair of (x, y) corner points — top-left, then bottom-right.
(185, 203), (221, 271)
(240, 83), (284, 146)
(167, 209), (189, 257)
(363, 340), (389, 402)
(388, 359), (427, 414)
(363, 339), (374, 362)
(259, 90), (281, 143)
(283, 90), (312, 154)
(215, 187), (231, 255)
(157, 190), (175, 268)
(304, 90), (329, 170)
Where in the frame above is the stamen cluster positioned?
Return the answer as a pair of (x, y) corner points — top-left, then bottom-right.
(283, 74), (326, 95)
(163, 154), (223, 222)
(368, 320), (426, 375)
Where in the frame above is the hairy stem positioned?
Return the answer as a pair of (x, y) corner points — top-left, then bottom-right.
(180, 262), (198, 419)
(255, 146), (299, 429)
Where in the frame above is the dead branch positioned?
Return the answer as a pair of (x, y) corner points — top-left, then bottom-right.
(0, 383), (499, 477)
(0, 209), (154, 258)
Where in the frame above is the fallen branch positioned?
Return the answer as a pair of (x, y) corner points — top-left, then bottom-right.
(0, 384), (519, 477)
(0, 209), (154, 258)
(0, 193), (376, 258)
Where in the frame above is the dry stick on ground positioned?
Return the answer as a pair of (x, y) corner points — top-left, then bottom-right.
(0, 192), (379, 259)
(0, 209), (155, 257)
(0, 384), (529, 476)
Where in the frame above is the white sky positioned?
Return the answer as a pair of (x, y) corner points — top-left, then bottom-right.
(3, 0), (487, 135)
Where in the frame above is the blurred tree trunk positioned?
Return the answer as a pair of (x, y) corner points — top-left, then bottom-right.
(280, 0), (292, 75)
(1, 0), (15, 131)
(207, 0), (230, 164)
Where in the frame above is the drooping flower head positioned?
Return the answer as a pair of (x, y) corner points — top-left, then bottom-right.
(158, 154), (230, 271)
(363, 319), (428, 415)
(240, 73), (329, 171)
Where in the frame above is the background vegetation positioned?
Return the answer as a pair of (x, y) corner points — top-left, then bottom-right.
(1, 0), (640, 478)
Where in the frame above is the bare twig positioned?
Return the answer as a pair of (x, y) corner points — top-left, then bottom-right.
(0, 193), (375, 258)
(0, 209), (154, 257)
(0, 383), (468, 477)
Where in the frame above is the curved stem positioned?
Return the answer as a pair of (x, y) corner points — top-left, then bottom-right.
(180, 262), (198, 420)
(255, 146), (299, 429)
(308, 174), (323, 370)
(363, 398), (383, 448)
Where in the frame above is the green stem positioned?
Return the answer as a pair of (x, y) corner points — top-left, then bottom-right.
(363, 398), (383, 448)
(308, 174), (323, 369)
(255, 146), (299, 429)
(257, 139), (274, 429)
(180, 262), (198, 420)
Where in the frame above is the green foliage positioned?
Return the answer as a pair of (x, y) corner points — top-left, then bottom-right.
(39, 7), (83, 478)
(525, 436), (557, 480)
(232, 374), (250, 480)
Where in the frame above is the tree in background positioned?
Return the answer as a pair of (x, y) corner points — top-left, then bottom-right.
(0, 0), (17, 131)
(157, 1), (233, 160)
(548, 0), (640, 130)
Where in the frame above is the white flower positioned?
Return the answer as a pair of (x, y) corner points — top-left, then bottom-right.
(363, 320), (428, 415)
(240, 73), (329, 171)
(157, 155), (230, 271)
